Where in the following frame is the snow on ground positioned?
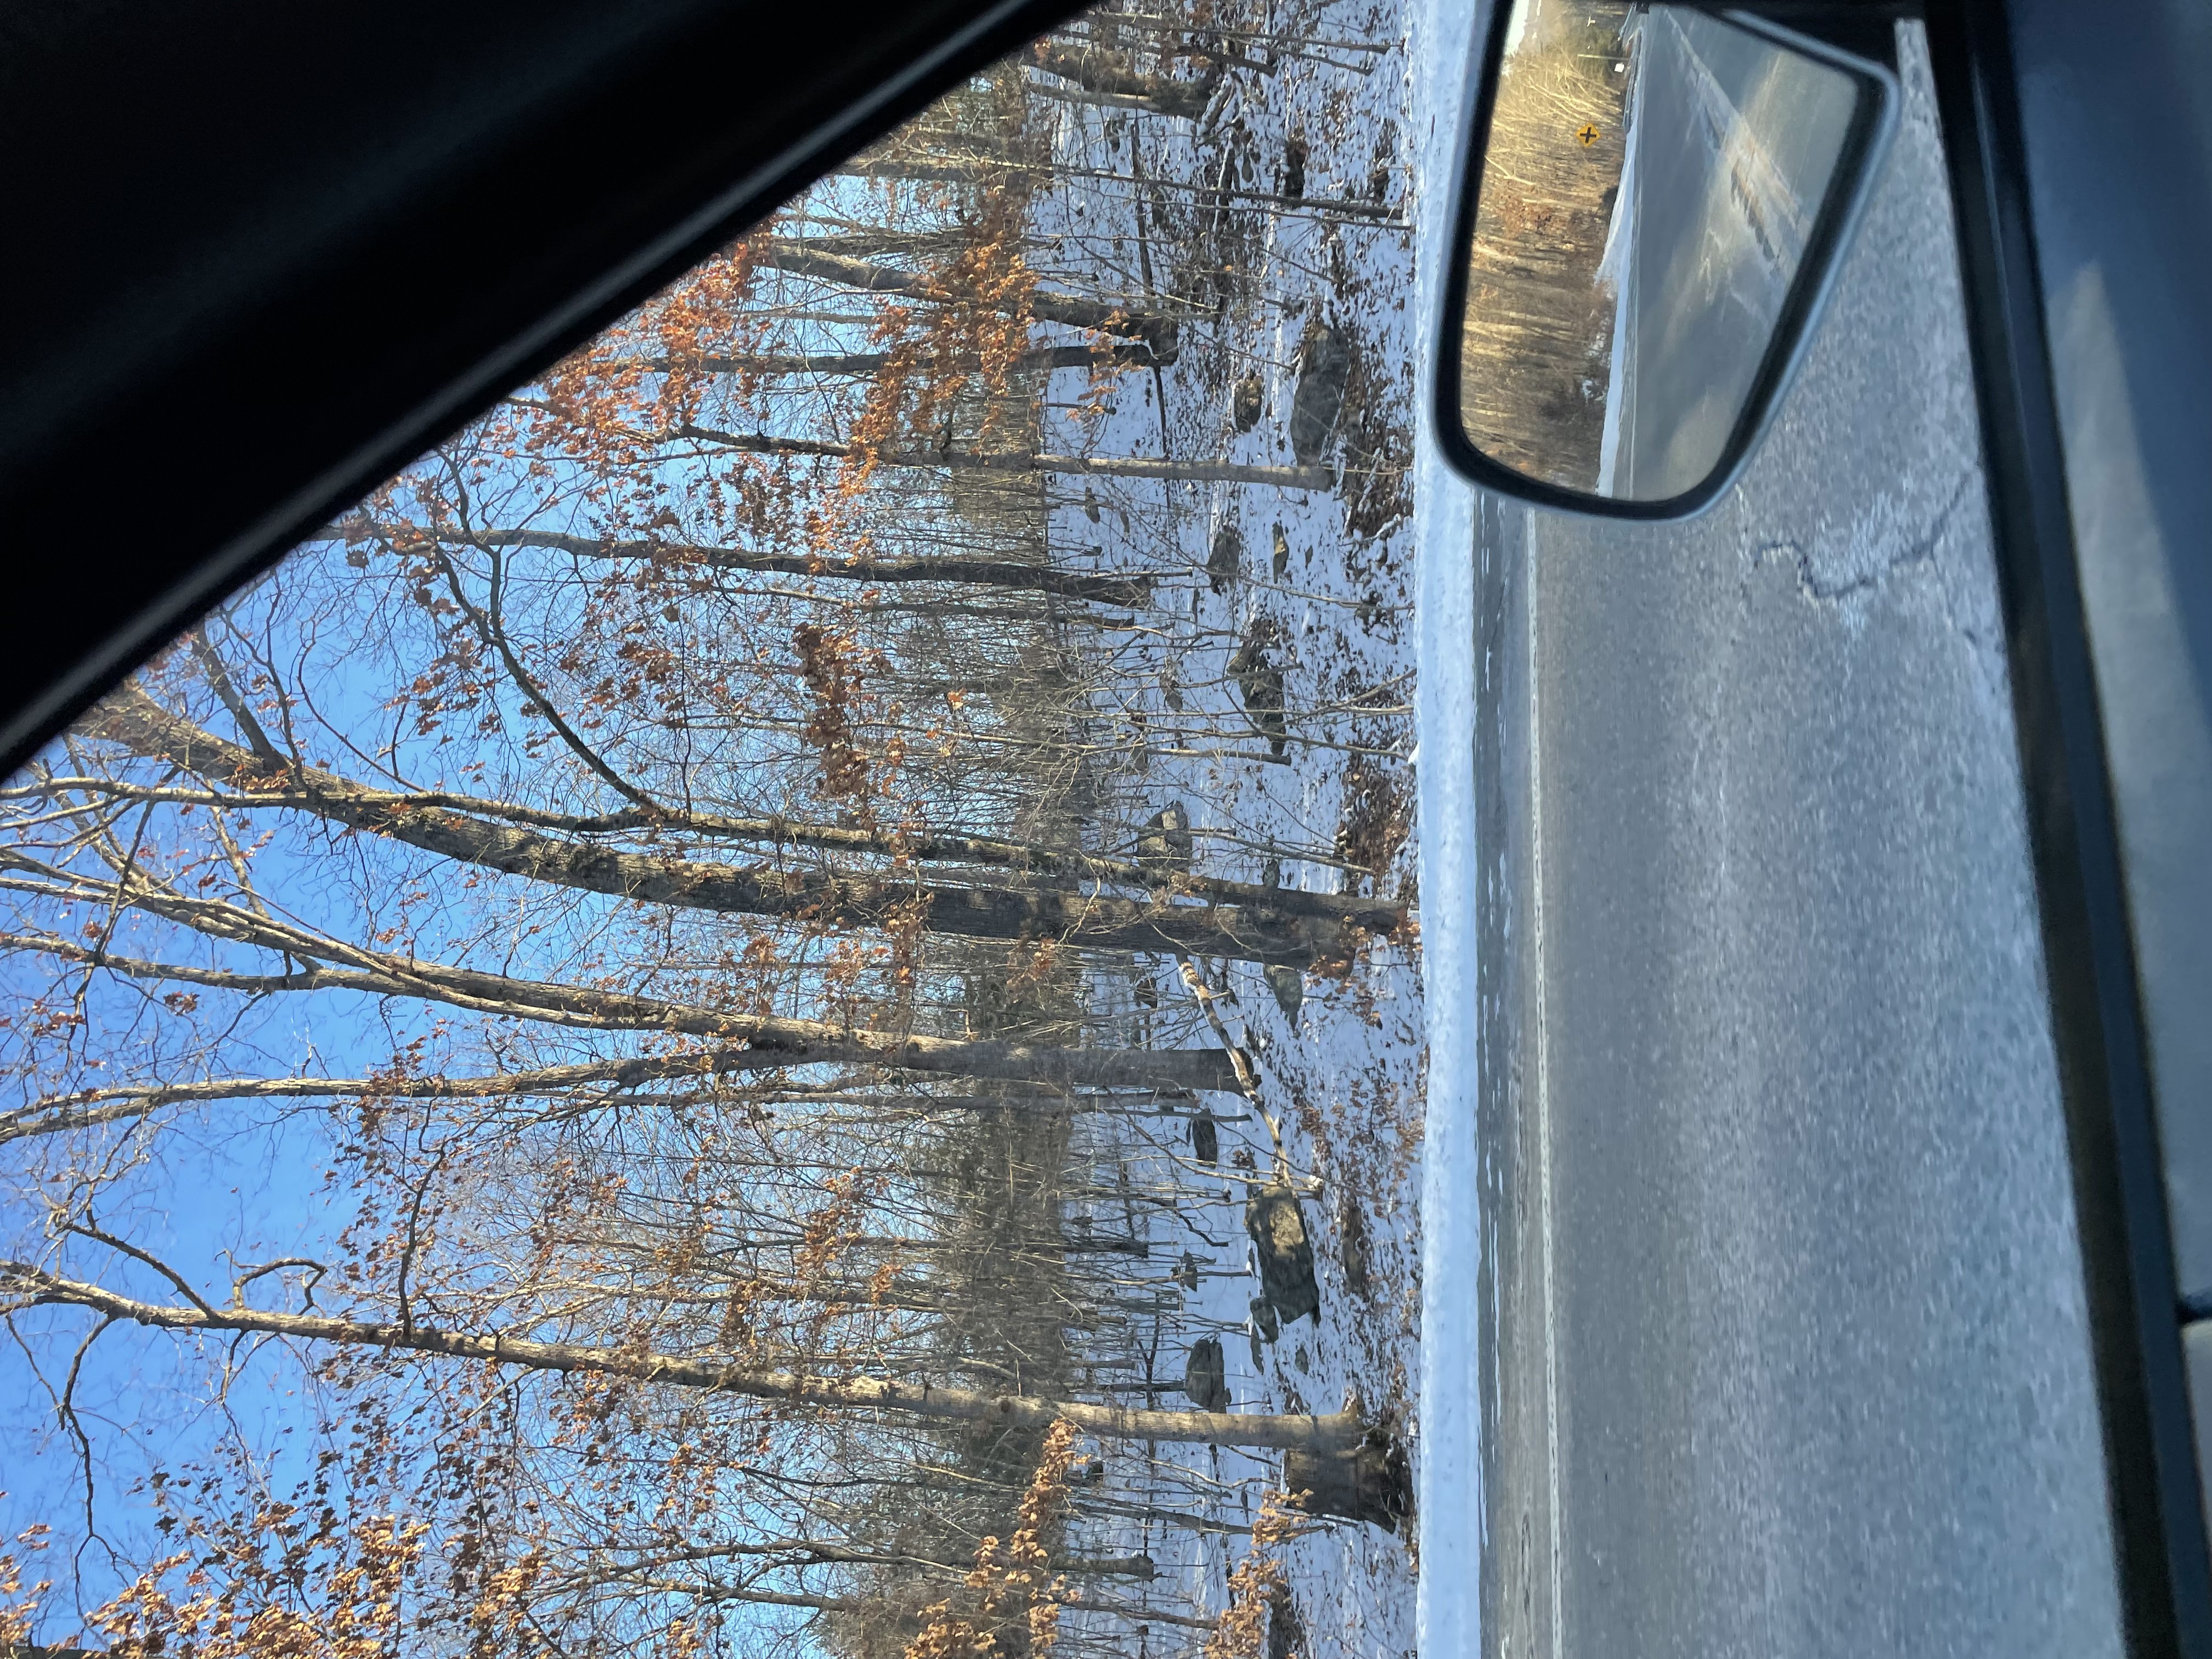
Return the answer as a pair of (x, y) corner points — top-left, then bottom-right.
(1408, 0), (1486, 1648)
(1000, 3), (1468, 1650)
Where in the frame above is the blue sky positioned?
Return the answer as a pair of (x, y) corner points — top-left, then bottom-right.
(0, 558), (432, 1621)
(1, 1079), (340, 1621)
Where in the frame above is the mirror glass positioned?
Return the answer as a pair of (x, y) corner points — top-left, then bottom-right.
(1456, 1), (1860, 501)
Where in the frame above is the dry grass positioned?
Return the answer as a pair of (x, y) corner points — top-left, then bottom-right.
(1333, 754), (1413, 890)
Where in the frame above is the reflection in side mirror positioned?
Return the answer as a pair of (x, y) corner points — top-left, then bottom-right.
(1439, 2), (1897, 514)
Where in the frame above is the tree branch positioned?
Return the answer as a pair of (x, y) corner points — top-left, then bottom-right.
(0, 1261), (1361, 1453)
(8, 766), (1403, 930)
(0, 928), (1241, 1094)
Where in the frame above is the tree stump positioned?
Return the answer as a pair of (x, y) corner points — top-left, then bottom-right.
(1280, 132), (1310, 205)
(1233, 372), (1265, 432)
(1208, 522), (1244, 591)
(1249, 1294), (1281, 1346)
(1284, 1429), (1412, 1532)
(1228, 638), (1289, 758)
(1245, 1182), (1319, 1324)
(1290, 319), (1350, 464)
(1267, 1579), (1308, 1659)
(1338, 1200), (1372, 1298)
(1183, 1336), (1229, 1414)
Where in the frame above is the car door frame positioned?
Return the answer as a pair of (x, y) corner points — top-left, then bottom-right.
(1930, 2), (2212, 1652)
(0, 0), (1089, 783)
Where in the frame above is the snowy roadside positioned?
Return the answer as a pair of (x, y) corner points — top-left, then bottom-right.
(1408, 0), (1487, 1652)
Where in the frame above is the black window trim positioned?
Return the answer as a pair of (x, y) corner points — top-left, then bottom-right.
(1929, 3), (2212, 1652)
(0, 0), (1090, 782)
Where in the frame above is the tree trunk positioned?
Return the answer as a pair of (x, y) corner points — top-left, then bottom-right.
(3, 1069), (1201, 1142)
(678, 424), (1338, 489)
(850, 154), (1398, 222)
(835, 154), (1041, 187)
(3, 1263), (1365, 1454)
(88, 688), (1346, 967)
(596, 338), (1161, 382)
(5, 926), (1244, 1094)
(1283, 1429), (1413, 1531)
(756, 240), (1180, 349)
(1028, 42), (1220, 119)
(680, 1583), (1215, 1630)
(106, 698), (1403, 934)
(426, 522), (1147, 605)
(591, 1536), (1153, 1579)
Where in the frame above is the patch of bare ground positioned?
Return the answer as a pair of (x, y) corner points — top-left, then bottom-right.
(1278, 1014), (1422, 1383)
(1334, 752), (1414, 891)
(1339, 328), (1414, 539)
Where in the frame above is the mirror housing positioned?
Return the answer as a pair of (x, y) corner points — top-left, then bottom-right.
(1434, 3), (1899, 518)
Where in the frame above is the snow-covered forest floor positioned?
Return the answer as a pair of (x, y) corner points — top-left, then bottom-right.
(1020, 4), (1426, 1650)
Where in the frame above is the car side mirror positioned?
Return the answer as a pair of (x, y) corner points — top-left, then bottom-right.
(1435, 3), (1898, 517)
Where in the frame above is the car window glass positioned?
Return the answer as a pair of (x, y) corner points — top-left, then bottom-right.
(0, 5), (1425, 1654)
